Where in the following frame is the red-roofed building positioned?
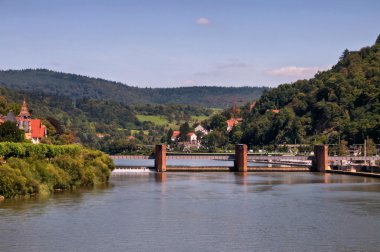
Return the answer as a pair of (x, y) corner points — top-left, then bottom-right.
(17, 99), (47, 144)
(29, 119), (46, 144)
(171, 130), (181, 141)
(0, 99), (47, 143)
(187, 132), (197, 143)
(226, 118), (239, 132)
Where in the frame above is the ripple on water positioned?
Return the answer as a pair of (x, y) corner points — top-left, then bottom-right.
(0, 172), (379, 252)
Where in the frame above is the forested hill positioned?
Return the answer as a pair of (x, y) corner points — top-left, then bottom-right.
(0, 69), (266, 108)
(240, 35), (380, 145)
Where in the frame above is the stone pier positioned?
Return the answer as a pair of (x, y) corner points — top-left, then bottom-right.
(234, 144), (248, 172)
(314, 144), (329, 172)
(155, 144), (166, 172)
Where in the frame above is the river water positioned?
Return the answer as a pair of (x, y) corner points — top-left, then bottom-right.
(1, 172), (380, 252)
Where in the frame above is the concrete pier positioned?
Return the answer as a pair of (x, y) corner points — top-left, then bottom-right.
(235, 144), (248, 172)
(155, 144), (166, 172)
(314, 144), (329, 172)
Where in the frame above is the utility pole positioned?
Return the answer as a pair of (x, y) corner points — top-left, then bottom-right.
(364, 139), (367, 165)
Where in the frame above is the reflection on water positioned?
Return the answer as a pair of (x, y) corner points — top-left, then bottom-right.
(0, 173), (380, 252)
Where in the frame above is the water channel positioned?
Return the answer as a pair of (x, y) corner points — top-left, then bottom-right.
(1, 172), (380, 251)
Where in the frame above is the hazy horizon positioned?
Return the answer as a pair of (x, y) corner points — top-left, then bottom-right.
(1, 0), (379, 88)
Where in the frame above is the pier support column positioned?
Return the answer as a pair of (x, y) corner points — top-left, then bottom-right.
(314, 144), (329, 172)
(235, 144), (248, 172)
(155, 144), (166, 172)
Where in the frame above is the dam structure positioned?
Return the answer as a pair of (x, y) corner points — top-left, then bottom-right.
(111, 144), (380, 176)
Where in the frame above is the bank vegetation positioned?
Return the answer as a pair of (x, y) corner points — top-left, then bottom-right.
(0, 142), (114, 198)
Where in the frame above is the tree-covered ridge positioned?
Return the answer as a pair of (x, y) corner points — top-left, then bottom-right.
(0, 69), (267, 108)
(240, 35), (380, 146)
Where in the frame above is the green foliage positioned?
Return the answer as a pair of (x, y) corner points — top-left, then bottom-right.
(0, 69), (267, 107)
(0, 143), (114, 198)
(0, 121), (24, 142)
(166, 128), (173, 144)
(179, 122), (190, 141)
(366, 138), (377, 156)
(338, 140), (349, 156)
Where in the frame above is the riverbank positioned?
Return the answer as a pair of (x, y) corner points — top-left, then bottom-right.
(0, 142), (115, 199)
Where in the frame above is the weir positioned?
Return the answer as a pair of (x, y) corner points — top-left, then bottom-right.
(111, 144), (380, 173)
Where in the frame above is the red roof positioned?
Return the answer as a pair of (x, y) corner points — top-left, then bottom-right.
(272, 109), (280, 114)
(226, 118), (239, 127)
(187, 132), (195, 136)
(31, 119), (45, 138)
(172, 130), (180, 138)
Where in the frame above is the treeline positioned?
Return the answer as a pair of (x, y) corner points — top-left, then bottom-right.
(0, 69), (267, 108)
(0, 143), (114, 198)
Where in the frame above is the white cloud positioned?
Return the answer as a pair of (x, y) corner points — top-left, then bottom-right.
(266, 66), (320, 77)
(196, 17), (210, 25)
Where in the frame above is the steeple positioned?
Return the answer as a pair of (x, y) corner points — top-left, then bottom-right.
(19, 98), (31, 119)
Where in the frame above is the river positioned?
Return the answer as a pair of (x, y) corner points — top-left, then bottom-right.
(0, 172), (380, 252)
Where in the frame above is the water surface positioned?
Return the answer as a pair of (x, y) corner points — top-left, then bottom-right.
(0, 173), (379, 252)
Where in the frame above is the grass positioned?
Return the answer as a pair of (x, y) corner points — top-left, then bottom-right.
(130, 129), (149, 135)
(136, 113), (214, 130)
(190, 115), (209, 122)
(136, 115), (169, 126)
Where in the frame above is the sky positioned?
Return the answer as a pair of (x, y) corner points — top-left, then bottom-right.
(0, 0), (379, 88)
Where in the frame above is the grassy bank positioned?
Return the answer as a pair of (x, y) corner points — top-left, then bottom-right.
(0, 143), (115, 198)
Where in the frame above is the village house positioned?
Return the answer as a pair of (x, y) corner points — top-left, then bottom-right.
(0, 99), (47, 144)
(170, 129), (201, 150)
(171, 130), (180, 142)
(186, 132), (197, 143)
(226, 118), (242, 132)
(194, 124), (208, 135)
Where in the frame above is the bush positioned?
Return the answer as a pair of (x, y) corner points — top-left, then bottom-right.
(0, 143), (114, 198)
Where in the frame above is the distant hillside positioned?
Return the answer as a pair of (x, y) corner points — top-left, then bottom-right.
(0, 69), (266, 108)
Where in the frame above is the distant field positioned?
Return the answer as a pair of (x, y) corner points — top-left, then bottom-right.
(136, 115), (169, 126)
(190, 115), (208, 122)
(136, 114), (211, 130)
(130, 129), (149, 135)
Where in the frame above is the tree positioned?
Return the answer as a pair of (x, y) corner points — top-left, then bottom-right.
(338, 140), (349, 156)
(210, 114), (226, 130)
(366, 138), (377, 156)
(376, 34), (380, 44)
(0, 122), (24, 142)
(340, 49), (350, 60)
(179, 122), (190, 141)
(166, 128), (173, 144)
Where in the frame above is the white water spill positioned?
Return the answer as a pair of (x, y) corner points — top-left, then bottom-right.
(112, 167), (153, 174)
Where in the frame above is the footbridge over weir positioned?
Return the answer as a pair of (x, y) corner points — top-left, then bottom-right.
(111, 144), (380, 173)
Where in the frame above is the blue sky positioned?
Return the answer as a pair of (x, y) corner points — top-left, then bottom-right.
(1, 0), (379, 87)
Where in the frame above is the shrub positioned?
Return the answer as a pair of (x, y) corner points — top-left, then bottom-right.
(0, 143), (114, 198)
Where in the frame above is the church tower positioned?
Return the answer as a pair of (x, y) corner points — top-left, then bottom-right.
(19, 99), (31, 120)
